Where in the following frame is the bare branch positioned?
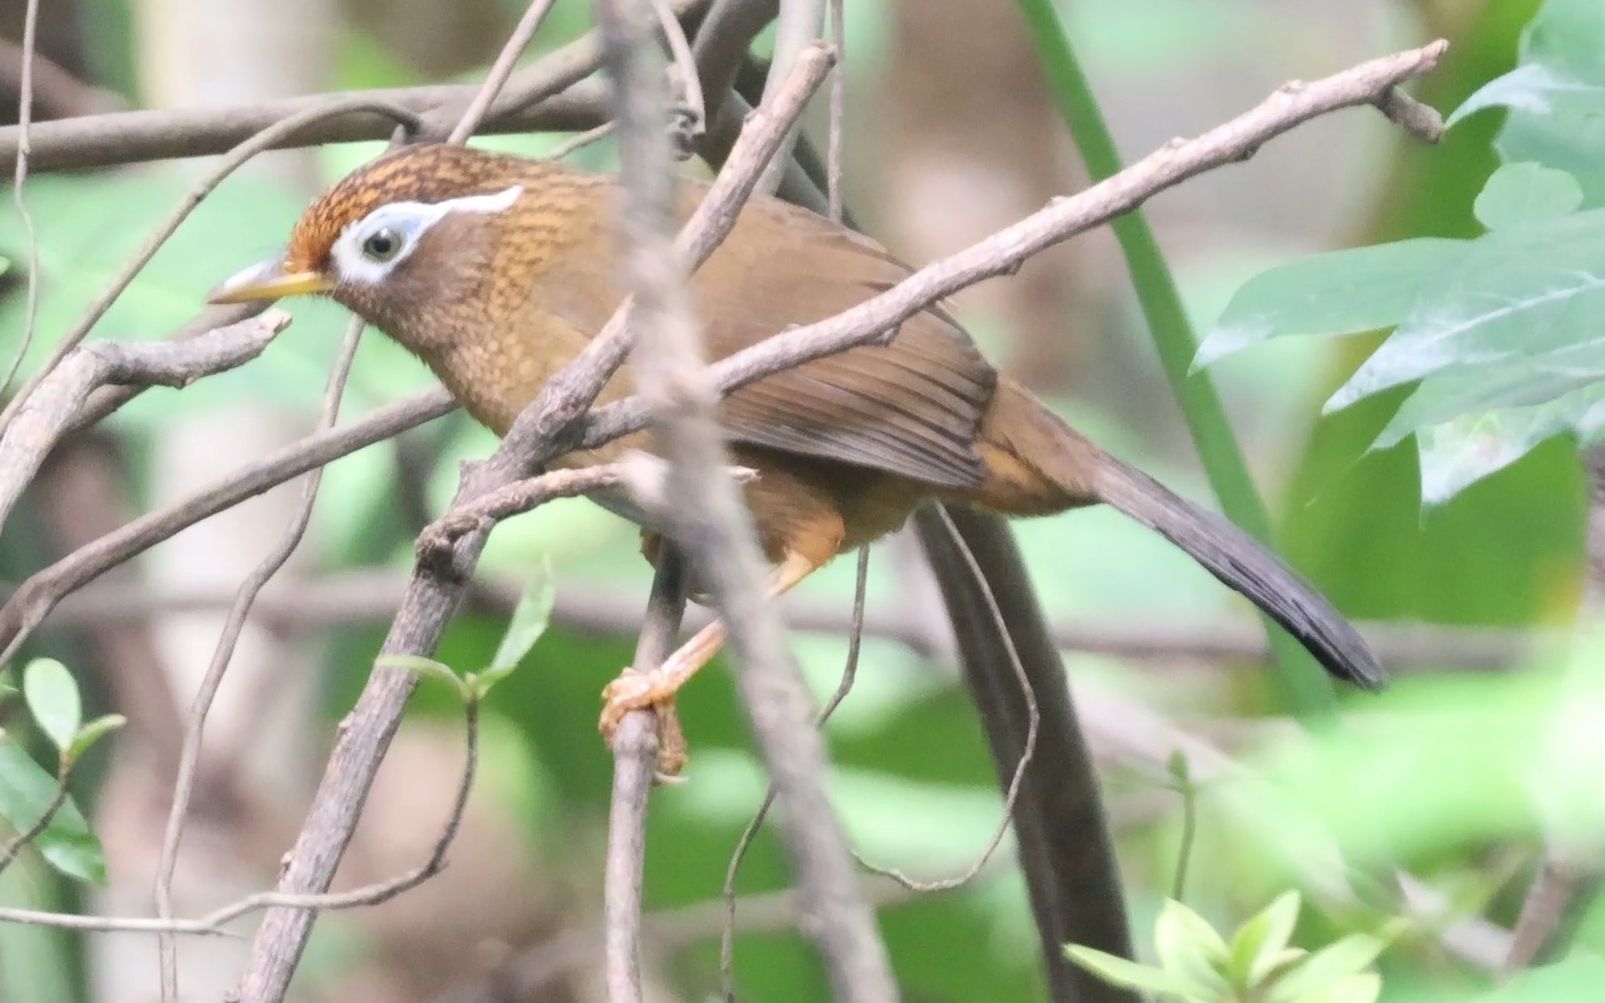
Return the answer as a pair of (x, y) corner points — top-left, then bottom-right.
(0, 388), (458, 664)
(0, 0), (720, 176)
(605, 554), (686, 1003)
(597, 1), (894, 1000)
(0, 310), (291, 531)
(719, 545), (870, 1001)
(0, 684), (481, 939)
(446, 0), (564, 144)
(3, 0), (44, 400)
(154, 319), (365, 1002)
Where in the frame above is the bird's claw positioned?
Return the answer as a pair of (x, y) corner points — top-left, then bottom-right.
(600, 668), (689, 777)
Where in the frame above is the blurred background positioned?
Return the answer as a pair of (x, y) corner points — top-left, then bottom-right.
(0, 1), (1596, 1001)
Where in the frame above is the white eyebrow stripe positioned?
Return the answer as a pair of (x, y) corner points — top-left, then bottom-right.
(329, 184), (524, 285)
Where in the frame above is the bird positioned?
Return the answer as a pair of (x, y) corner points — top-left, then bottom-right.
(211, 142), (1382, 770)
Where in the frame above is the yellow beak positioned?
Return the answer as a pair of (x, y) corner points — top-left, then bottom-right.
(208, 258), (333, 304)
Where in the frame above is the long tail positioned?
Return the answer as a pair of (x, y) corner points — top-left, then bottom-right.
(970, 379), (1384, 690)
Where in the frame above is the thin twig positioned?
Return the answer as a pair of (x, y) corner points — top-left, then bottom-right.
(754, 0), (824, 193)
(854, 506), (1037, 893)
(719, 545), (869, 1001)
(0, 388), (458, 664)
(0, 98), (419, 437)
(653, 0), (707, 153)
(544, 122), (617, 160)
(598, 1), (894, 998)
(446, 0), (563, 144)
(604, 554), (685, 1003)
(153, 319), (365, 1003)
(2, 0), (43, 401)
(0, 686), (481, 938)
(0, 311), (291, 532)
(0, 0), (721, 175)
(0, 764), (72, 876)
(826, 0), (844, 222)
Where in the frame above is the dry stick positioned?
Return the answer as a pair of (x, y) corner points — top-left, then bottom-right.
(0, 686), (482, 938)
(0, 0), (719, 175)
(0, 97), (422, 438)
(855, 506), (1038, 893)
(0, 388), (459, 664)
(152, 318), (366, 1003)
(2, 0), (42, 400)
(605, 555), (686, 1003)
(0, 311), (292, 530)
(719, 545), (869, 1001)
(597, 3), (894, 1001)
(544, 122), (617, 160)
(446, 0), (564, 144)
(232, 46), (833, 1003)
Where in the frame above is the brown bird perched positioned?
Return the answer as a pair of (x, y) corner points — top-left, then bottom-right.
(213, 143), (1381, 765)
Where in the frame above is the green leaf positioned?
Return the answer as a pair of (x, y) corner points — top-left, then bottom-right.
(1195, 239), (1467, 367)
(22, 660), (80, 756)
(1227, 891), (1301, 988)
(488, 562), (555, 674)
(1298, 972), (1381, 1003)
(375, 654), (469, 701)
(1265, 934), (1387, 1003)
(1153, 899), (1231, 997)
(1473, 163), (1583, 230)
(1064, 945), (1189, 996)
(1328, 209), (1605, 413)
(66, 715), (126, 765)
(1407, 383), (1605, 503)
(0, 743), (104, 883)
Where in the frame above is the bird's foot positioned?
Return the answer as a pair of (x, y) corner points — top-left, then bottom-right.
(600, 668), (690, 779)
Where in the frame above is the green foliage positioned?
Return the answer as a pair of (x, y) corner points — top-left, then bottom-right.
(377, 569), (555, 703)
(0, 743), (104, 884)
(1068, 893), (1393, 1003)
(1200, 0), (1605, 504)
(0, 659), (123, 884)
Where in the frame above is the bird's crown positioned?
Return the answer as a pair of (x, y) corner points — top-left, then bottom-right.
(284, 143), (544, 274)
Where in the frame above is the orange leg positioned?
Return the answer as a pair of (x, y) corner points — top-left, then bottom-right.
(600, 549), (821, 773)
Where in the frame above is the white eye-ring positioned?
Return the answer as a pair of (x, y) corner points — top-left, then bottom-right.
(329, 184), (523, 285)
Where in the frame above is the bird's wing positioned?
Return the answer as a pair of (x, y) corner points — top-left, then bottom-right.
(538, 184), (996, 490)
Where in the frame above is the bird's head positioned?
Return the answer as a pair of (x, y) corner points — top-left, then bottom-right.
(209, 143), (556, 350)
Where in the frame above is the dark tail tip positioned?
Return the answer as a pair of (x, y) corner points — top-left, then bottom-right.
(1095, 461), (1385, 691)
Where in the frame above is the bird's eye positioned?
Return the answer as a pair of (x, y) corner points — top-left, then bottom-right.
(361, 227), (404, 262)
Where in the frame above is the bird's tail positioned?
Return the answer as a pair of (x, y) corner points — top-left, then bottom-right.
(967, 378), (1384, 690)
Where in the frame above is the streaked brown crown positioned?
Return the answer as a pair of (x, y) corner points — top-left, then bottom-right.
(284, 143), (556, 273)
